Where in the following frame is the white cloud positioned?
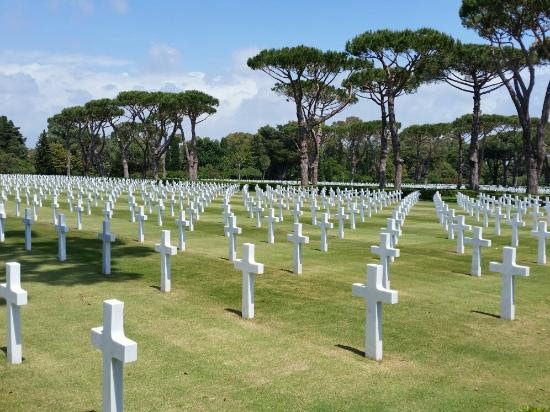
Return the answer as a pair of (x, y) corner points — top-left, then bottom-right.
(109, 0), (128, 14)
(0, 46), (548, 148)
(75, 0), (94, 14)
(48, 0), (129, 14)
(0, 48), (263, 146)
(147, 42), (182, 72)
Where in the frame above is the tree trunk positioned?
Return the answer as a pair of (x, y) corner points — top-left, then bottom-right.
(188, 119), (199, 181)
(350, 144), (357, 183)
(161, 153), (166, 179)
(122, 156), (129, 179)
(66, 150), (71, 177)
(503, 160), (508, 186)
(299, 128), (309, 186)
(387, 95), (402, 189)
(544, 157), (550, 186)
(456, 133), (463, 189)
(535, 80), (550, 178)
(311, 127), (323, 186)
(468, 87), (481, 191)
(512, 154), (518, 186)
(378, 105), (388, 189)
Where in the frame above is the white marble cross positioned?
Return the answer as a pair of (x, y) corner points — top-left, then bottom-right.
(222, 203), (232, 234)
(103, 202), (113, 221)
(349, 203), (358, 230)
(317, 212), (333, 252)
(186, 205), (196, 232)
(265, 207), (279, 244)
(253, 202), (264, 228)
(463, 226), (491, 276)
(509, 213), (524, 247)
(0, 202), (6, 243)
(529, 205), (543, 231)
(310, 199), (318, 225)
(531, 220), (550, 264)
(75, 200), (83, 230)
(352, 263), (398, 361)
(14, 194), (20, 217)
(224, 214), (241, 262)
(335, 206), (348, 239)
(175, 210), (189, 251)
(0, 262), (28, 364)
(382, 218), (401, 248)
(136, 206), (147, 243)
(55, 213), (69, 261)
(157, 200), (165, 227)
(452, 215), (471, 254)
(291, 203), (303, 224)
(98, 220), (116, 275)
(51, 196), (59, 225)
(493, 206), (505, 236)
(91, 299), (137, 412)
(128, 196), (136, 223)
(154, 230), (178, 292)
(446, 209), (455, 240)
(489, 247), (529, 320)
(234, 243), (264, 319)
(371, 232), (400, 288)
(22, 207), (33, 251)
(287, 223), (309, 274)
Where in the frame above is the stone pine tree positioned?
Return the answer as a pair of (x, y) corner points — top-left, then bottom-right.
(47, 109), (81, 176)
(248, 46), (365, 186)
(460, 0), (549, 194)
(272, 81), (358, 184)
(346, 28), (455, 189)
(346, 68), (399, 188)
(178, 90), (219, 181)
(330, 117), (383, 182)
(400, 123), (451, 184)
(116, 91), (161, 178)
(442, 43), (506, 190)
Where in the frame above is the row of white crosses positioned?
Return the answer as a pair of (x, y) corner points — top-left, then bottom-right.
(434, 192), (532, 320)
(0, 176), (238, 411)
(235, 185), (403, 274)
(354, 191), (420, 360)
(456, 191), (550, 264)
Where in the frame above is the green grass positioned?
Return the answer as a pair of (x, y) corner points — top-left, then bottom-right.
(0, 195), (549, 411)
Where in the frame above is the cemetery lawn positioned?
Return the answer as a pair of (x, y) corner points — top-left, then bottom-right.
(1, 196), (549, 411)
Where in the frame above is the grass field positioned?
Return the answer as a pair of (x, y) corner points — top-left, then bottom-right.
(0, 194), (549, 411)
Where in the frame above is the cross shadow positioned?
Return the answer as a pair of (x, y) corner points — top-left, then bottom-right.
(0, 233), (154, 286)
(471, 310), (500, 319)
(450, 270), (473, 277)
(1, 346), (25, 361)
(224, 308), (242, 317)
(335, 344), (364, 357)
(280, 268), (294, 274)
(149, 285), (161, 291)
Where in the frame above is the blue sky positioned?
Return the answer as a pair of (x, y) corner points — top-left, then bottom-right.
(0, 0), (547, 146)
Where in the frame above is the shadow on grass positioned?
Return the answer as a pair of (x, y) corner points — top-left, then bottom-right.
(471, 310), (500, 319)
(0, 231), (155, 286)
(1, 346), (26, 362)
(335, 344), (364, 357)
(225, 308), (242, 317)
